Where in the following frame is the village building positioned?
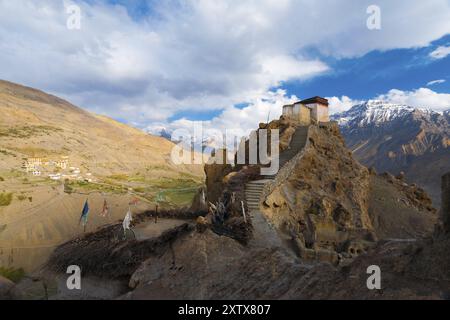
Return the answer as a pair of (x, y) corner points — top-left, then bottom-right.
(282, 96), (329, 124)
(22, 162), (35, 173)
(48, 173), (62, 181)
(32, 170), (41, 176)
(56, 159), (68, 169)
(27, 158), (43, 166)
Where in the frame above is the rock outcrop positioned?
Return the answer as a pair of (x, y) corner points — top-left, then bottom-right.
(200, 119), (437, 263)
(259, 122), (436, 263)
(261, 123), (374, 263)
(0, 275), (14, 299)
(204, 149), (233, 204)
(299, 172), (450, 300)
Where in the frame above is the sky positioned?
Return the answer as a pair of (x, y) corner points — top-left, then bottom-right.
(0, 0), (449, 138)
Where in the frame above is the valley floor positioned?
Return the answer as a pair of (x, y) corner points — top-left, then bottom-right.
(0, 175), (199, 274)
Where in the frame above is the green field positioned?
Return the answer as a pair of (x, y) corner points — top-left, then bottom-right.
(0, 267), (25, 283)
(66, 175), (201, 208)
(0, 192), (13, 206)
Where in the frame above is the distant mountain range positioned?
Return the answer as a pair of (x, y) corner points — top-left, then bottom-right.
(332, 100), (450, 207)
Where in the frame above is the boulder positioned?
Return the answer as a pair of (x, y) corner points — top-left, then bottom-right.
(196, 216), (209, 233)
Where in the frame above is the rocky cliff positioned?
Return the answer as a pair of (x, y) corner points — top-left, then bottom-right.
(259, 122), (436, 264)
(299, 172), (450, 300)
(202, 119), (436, 263)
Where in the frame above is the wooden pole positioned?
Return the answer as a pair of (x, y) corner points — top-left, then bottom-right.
(241, 201), (247, 223)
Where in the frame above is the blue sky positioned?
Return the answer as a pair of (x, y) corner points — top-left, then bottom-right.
(104, 0), (156, 19)
(0, 0), (449, 136)
(288, 34), (450, 101)
(105, 0), (450, 104)
(108, 1), (450, 90)
(167, 27), (450, 123)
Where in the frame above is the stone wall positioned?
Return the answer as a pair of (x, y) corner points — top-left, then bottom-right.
(298, 104), (311, 126)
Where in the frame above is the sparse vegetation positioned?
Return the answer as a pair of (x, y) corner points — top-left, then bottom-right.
(0, 149), (16, 157)
(0, 125), (62, 139)
(107, 174), (129, 181)
(11, 146), (60, 157)
(1, 169), (25, 179)
(64, 179), (73, 194)
(0, 267), (25, 283)
(0, 192), (13, 206)
(0, 176), (4, 181)
(17, 194), (27, 201)
(164, 189), (197, 207)
(146, 165), (172, 171)
(67, 180), (125, 194)
(151, 177), (200, 189)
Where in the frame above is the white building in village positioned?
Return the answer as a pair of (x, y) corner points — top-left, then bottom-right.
(32, 170), (41, 176)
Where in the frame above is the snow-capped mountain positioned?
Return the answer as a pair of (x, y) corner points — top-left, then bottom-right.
(332, 100), (450, 207)
(146, 126), (173, 141)
(332, 100), (445, 128)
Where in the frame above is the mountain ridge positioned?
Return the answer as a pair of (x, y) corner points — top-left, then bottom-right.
(332, 100), (450, 206)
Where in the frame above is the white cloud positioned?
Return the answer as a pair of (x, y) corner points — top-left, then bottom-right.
(327, 96), (363, 114)
(146, 89), (298, 143)
(151, 86), (450, 147)
(376, 88), (450, 112)
(429, 45), (450, 59)
(427, 79), (446, 86)
(0, 0), (449, 127)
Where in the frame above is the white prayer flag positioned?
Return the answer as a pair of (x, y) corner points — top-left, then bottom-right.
(122, 208), (133, 231)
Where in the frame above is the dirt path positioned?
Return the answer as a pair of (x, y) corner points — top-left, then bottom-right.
(245, 180), (294, 254)
(244, 127), (311, 252)
(249, 211), (285, 249)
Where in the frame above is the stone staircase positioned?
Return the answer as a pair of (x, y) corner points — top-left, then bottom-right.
(244, 126), (309, 247)
(275, 125), (309, 173)
(245, 179), (273, 212)
(260, 125), (309, 180)
(245, 179), (285, 248)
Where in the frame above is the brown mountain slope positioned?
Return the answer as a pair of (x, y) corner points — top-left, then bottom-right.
(0, 80), (203, 272)
(0, 79), (201, 177)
